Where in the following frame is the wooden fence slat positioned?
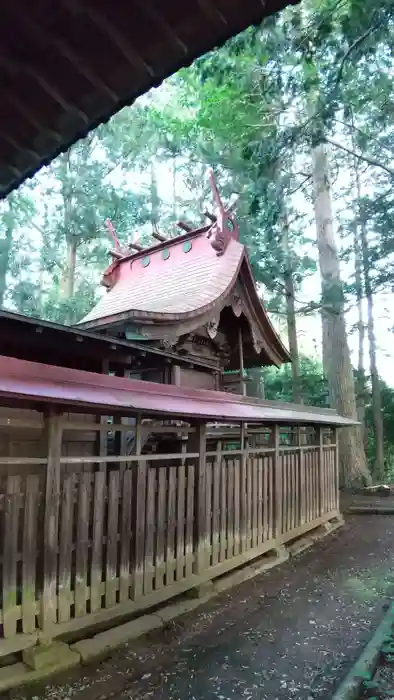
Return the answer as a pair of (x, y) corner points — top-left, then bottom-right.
(246, 455), (252, 549)
(205, 460), (213, 567)
(155, 466), (167, 589)
(194, 424), (207, 575)
(3, 476), (20, 637)
(144, 468), (156, 594)
(257, 458), (263, 545)
(105, 470), (120, 608)
(166, 466), (177, 586)
(58, 474), (74, 623)
(233, 458), (240, 556)
(240, 425), (247, 553)
(175, 464), (186, 582)
(75, 472), (91, 617)
(185, 464), (194, 578)
(268, 455), (274, 540)
(119, 469), (133, 602)
(22, 475), (40, 633)
(211, 459), (220, 565)
(219, 458), (227, 562)
(133, 462), (147, 599)
(227, 459), (234, 559)
(90, 471), (105, 613)
(251, 458), (258, 548)
(299, 449), (306, 526)
(273, 427), (282, 540)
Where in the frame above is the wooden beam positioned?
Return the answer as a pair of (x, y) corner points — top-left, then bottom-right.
(1, 133), (40, 163)
(204, 210), (216, 223)
(109, 248), (123, 259)
(7, 94), (62, 142)
(133, 0), (188, 54)
(71, 1), (156, 78)
(152, 231), (167, 242)
(177, 221), (192, 232)
(11, 6), (118, 103)
(28, 65), (89, 123)
(128, 242), (143, 252)
(0, 51), (88, 123)
(197, 0), (228, 26)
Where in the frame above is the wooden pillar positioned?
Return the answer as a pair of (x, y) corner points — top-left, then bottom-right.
(318, 426), (324, 516)
(334, 427), (339, 510)
(273, 425), (282, 541)
(41, 408), (63, 636)
(299, 428), (306, 526)
(238, 326), (246, 396)
(190, 422), (207, 574)
(240, 422), (248, 552)
(133, 413), (147, 599)
(97, 358), (110, 472)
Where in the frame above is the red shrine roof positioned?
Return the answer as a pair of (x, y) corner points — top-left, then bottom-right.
(79, 228), (242, 320)
(77, 173), (290, 367)
(77, 226), (290, 366)
(0, 354), (356, 427)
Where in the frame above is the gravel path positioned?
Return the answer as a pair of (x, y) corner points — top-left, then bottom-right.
(6, 515), (394, 700)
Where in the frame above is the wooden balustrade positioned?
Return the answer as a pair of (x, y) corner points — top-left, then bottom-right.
(0, 409), (340, 655)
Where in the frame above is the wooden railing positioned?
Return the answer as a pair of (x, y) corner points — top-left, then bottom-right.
(0, 410), (339, 654)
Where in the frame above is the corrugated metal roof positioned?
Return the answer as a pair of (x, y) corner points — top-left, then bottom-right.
(0, 354), (357, 426)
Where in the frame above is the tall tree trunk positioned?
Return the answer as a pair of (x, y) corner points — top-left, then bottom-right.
(353, 219), (368, 448)
(0, 212), (13, 307)
(65, 238), (77, 299)
(353, 150), (385, 482)
(172, 154), (177, 223)
(150, 161), (159, 228)
(283, 214), (302, 404)
(60, 152), (76, 305)
(311, 143), (371, 488)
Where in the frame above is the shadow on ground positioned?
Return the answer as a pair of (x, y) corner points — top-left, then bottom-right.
(6, 515), (394, 700)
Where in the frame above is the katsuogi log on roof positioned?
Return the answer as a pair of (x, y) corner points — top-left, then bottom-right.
(77, 172), (290, 369)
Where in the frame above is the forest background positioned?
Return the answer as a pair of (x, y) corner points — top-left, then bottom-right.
(1, 0), (393, 487)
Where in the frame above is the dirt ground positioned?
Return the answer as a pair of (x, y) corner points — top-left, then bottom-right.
(6, 515), (394, 700)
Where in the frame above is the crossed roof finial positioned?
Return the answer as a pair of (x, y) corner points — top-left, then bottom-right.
(207, 169), (239, 256)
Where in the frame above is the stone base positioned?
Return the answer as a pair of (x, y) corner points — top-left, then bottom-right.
(22, 641), (80, 672)
(72, 614), (163, 664)
(185, 581), (214, 599)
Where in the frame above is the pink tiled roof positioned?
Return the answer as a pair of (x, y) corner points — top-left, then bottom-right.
(78, 232), (244, 326)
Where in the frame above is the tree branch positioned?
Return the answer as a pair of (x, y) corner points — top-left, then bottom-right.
(336, 22), (383, 87)
(325, 138), (394, 178)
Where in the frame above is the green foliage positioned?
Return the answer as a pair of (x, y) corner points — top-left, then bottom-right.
(262, 357), (329, 406)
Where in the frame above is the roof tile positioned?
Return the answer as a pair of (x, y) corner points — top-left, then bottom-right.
(79, 233), (244, 326)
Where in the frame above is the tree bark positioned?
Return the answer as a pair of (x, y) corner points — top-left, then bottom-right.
(282, 214), (302, 404)
(150, 161), (159, 228)
(65, 238), (77, 299)
(311, 143), (371, 488)
(353, 146), (384, 480)
(0, 208), (14, 307)
(353, 219), (367, 444)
